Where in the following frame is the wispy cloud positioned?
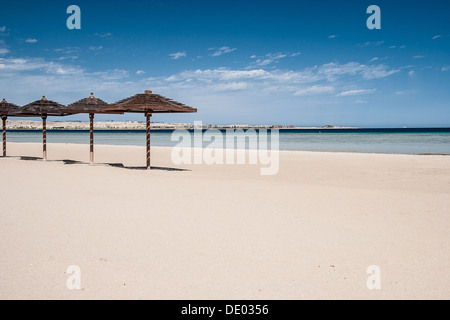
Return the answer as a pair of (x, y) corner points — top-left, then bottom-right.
(432, 35), (442, 40)
(354, 100), (368, 104)
(94, 32), (112, 38)
(156, 61), (399, 92)
(318, 62), (399, 80)
(328, 35), (338, 39)
(0, 57), (133, 104)
(337, 89), (376, 97)
(358, 41), (384, 47)
(209, 46), (237, 57)
(89, 46), (103, 51)
(290, 52), (301, 57)
(57, 56), (79, 61)
(294, 85), (334, 96)
(369, 57), (379, 62)
(0, 48), (9, 55)
(92, 69), (129, 80)
(136, 70), (146, 75)
(249, 52), (288, 67)
(389, 45), (407, 49)
(25, 38), (38, 43)
(54, 47), (80, 55)
(169, 51), (187, 60)
(442, 65), (450, 72)
(413, 55), (425, 59)
(0, 57), (84, 75)
(0, 26), (6, 32)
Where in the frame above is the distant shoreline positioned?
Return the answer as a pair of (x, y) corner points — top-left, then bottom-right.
(5, 128), (450, 133)
(3, 120), (450, 132)
(4, 120), (356, 130)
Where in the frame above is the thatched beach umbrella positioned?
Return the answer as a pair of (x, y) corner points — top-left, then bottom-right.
(0, 99), (21, 157)
(66, 93), (123, 164)
(21, 96), (70, 161)
(102, 90), (197, 170)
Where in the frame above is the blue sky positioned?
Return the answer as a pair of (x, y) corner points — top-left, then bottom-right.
(0, 0), (449, 127)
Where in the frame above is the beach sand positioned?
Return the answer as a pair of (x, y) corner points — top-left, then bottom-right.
(0, 142), (449, 299)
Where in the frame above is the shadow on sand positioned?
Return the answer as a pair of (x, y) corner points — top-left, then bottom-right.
(18, 156), (189, 172)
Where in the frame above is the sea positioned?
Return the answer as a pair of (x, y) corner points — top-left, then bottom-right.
(5, 128), (450, 155)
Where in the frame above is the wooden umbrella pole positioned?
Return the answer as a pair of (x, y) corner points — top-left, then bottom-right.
(89, 113), (94, 164)
(146, 112), (152, 170)
(2, 116), (6, 157)
(42, 114), (47, 161)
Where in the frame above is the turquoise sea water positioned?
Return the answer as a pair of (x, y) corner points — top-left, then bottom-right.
(5, 129), (450, 155)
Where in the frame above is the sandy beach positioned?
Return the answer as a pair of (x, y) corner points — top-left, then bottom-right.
(0, 142), (449, 300)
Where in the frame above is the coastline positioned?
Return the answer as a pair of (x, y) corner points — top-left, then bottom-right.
(1, 142), (449, 299)
(4, 120), (357, 130)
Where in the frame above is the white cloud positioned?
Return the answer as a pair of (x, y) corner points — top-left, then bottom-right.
(408, 70), (415, 76)
(328, 35), (337, 39)
(57, 56), (79, 61)
(337, 89), (376, 97)
(211, 82), (248, 92)
(0, 48), (9, 55)
(209, 46), (237, 57)
(369, 57), (379, 62)
(92, 69), (129, 80)
(54, 47), (80, 55)
(294, 85), (334, 96)
(149, 61), (398, 96)
(413, 55), (425, 59)
(136, 70), (146, 75)
(94, 32), (112, 38)
(89, 46), (103, 51)
(0, 26), (6, 32)
(163, 68), (270, 82)
(354, 100), (368, 104)
(169, 51), (187, 60)
(358, 41), (384, 47)
(249, 52), (288, 67)
(317, 62), (399, 80)
(442, 65), (450, 72)
(432, 35), (442, 40)
(290, 52), (301, 57)
(0, 57), (86, 76)
(25, 38), (38, 43)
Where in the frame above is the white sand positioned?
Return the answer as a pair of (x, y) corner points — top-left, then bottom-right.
(0, 142), (449, 299)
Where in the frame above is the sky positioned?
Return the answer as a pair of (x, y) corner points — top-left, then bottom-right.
(0, 0), (449, 127)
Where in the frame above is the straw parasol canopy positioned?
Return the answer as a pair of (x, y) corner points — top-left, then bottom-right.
(102, 90), (197, 113)
(66, 93), (113, 113)
(0, 99), (21, 116)
(21, 96), (70, 117)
